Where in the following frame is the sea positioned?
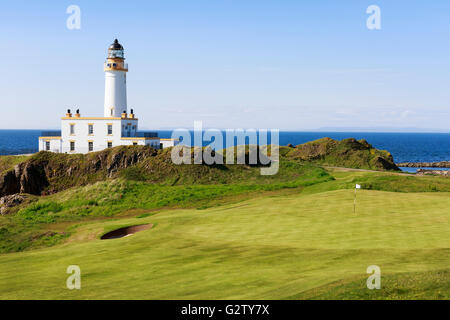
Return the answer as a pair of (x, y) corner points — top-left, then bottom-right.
(1, 130), (449, 173)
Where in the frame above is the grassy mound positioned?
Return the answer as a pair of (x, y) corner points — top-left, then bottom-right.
(286, 137), (399, 171)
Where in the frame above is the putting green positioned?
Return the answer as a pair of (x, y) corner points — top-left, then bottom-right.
(0, 189), (449, 299)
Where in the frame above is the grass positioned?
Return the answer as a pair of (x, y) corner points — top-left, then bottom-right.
(285, 137), (398, 171)
(0, 163), (333, 253)
(294, 269), (450, 300)
(0, 155), (29, 175)
(0, 183), (449, 299)
(1, 156), (449, 299)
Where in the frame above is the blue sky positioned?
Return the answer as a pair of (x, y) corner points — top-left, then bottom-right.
(1, 0), (449, 131)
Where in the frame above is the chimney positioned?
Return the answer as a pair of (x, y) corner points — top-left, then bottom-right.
(130, 108), (135, 119)
(121, 110), (127, 119)
(75, 109), (80, 118)
(66, 109), (72, 117)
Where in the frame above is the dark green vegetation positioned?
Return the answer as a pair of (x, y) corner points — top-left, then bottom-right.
(285, 137), (399, 171)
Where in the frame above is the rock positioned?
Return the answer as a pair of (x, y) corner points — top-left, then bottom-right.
(0, 146), (158, 198)
(0, 162), (49, 197)
(396, 161), (450, 168)
(0, 194), (26, 215)
(416, 169), (450, 176)
(0, 170), (20, 196)
(19, 162), (49, 194)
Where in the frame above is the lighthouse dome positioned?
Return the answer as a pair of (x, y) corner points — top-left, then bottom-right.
(109, 39), (123, 50)
(108, 39), (125, 59)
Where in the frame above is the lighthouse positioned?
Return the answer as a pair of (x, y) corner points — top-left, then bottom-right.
(104, 39), (128, 118)
(38, 39), (180, 154)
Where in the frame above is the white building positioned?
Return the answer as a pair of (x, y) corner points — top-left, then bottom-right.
(39, 39), (178, 153)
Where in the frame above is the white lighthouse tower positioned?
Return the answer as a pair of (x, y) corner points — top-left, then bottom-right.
(104, 39), (128, 117)
(38, 39), (180, 154)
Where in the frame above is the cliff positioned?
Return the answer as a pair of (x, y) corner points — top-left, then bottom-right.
(0, 146), (158, 198)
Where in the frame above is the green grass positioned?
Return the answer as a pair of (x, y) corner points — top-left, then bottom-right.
(0, 155), (29, 175)
(1, 160), (449, 299)
(0, 186), (449, 299)
(0, 164), (333, 253)
(294, 269), (450, 300)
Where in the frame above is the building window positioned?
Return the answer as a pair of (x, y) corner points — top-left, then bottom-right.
(70, 124), (75, 135)
(108, 141), (113, 148)
(107, 124), (113, 135)
(70, 141), (75, 151)
(113, 63), (117, 67)
(88, 124), (94, 135)
(45, 141), (50, 151)
(88, 141), (93, 152)
(133, 142), (138, 146)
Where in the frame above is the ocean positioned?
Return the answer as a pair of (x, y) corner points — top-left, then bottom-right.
(1, 130), (449, 170)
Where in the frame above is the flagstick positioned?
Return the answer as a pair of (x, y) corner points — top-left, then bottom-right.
(354, 184), (361, 214)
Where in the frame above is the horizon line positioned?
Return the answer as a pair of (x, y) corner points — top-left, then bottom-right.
(1, 128), (449, 134)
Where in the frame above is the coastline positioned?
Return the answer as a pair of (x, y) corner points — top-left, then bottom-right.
(397, 161), (450, 168)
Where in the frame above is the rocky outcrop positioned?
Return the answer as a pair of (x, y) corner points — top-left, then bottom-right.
(0, 162), (49, 196)
(416, 169), (450, 176)
(0, 146), (158, 198)
(0, 194), (28, 215)
(397, 161), (450, 168)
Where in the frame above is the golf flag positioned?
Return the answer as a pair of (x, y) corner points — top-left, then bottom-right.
(354, 184), (361, 213)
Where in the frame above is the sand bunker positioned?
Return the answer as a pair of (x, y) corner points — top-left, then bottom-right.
(101, 224), (153, 240)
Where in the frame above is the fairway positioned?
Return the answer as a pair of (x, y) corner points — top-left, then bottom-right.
(0, 189), (449, 299)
